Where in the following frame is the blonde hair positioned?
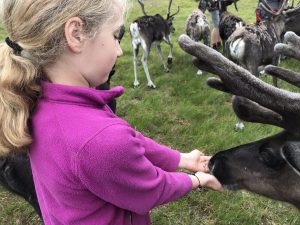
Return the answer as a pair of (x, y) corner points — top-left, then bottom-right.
(0, 0), (126, 156)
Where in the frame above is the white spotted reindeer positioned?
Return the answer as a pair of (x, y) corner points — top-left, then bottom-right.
(186, 7), (210, 75)
(129, 0), (179, 88)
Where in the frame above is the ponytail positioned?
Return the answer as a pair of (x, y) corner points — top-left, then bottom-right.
(0, 0), (127, 155)
(0, 42), (41, 155)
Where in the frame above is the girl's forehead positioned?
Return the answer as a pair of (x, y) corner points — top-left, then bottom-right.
(108, 13), (124, 30)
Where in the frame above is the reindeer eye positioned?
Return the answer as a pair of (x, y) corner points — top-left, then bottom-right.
(259, 147), (285, 169)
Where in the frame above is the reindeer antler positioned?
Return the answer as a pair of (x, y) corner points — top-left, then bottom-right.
(260, 0), (287, 16)
(178, 34), (300, 131)
(263, 32), (300, 88)
(274, 32), (300, 60)
(166, 0), (180, 19)
(138, 0), (147, 16)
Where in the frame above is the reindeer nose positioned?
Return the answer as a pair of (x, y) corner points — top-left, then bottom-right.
(208, 153), (227, 173)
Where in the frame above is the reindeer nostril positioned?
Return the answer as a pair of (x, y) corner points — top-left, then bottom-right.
(208, 154), (228, 172)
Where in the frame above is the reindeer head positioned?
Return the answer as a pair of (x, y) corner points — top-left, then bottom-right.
(259, 0), (287, 33)
(166, 0), (180, 33)
(137, 0), (179, 34)
(179, 31), (300, 209)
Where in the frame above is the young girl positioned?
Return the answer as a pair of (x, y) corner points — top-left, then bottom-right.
(0, 0), (223, 224)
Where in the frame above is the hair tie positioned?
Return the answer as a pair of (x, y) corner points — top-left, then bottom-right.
(5, 37), (23, 54)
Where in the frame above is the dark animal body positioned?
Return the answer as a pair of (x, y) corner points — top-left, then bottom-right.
(130, 0), (179, 88)
(224, 0), (286, 86)
(225, 20), (283, 76)
(219, 11), (245, 48)
(133, 14), (173, 46)
(0, 153), (41, 217)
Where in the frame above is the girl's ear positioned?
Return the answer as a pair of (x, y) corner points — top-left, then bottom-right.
(64, 17), (86, 53)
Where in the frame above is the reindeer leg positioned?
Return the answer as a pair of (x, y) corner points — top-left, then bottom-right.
(164, 36), (173, 65)
(271, 56), (280, 87)
(156, 44), (169, 73)
(141, 45), (156, 88)
(132, 42), (140, 88)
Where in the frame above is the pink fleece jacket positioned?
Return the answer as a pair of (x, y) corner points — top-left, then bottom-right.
(29, 82), (192, 225)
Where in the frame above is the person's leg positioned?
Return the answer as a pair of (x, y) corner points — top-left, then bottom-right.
(210, 10), (221, 51)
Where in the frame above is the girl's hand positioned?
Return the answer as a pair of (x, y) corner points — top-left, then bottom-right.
(179, 149), (211, 172)
(195, 172), (224, 192)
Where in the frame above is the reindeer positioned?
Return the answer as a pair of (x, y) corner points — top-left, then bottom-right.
(219, 11), (245, 50)
(130, 0), (179, 88)
(179, 31), (300, 209)
(186, 8), (210, 75)
(222, 0), (287, 130)
(225, 0), (287, 83)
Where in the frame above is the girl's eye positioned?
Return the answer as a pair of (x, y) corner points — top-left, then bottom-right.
(113, 25), (125, 41)
(114, 33), (120, 41)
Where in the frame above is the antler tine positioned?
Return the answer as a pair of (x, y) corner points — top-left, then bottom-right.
(178, 34), (300, 119)
(265, 65), (300, 88)
(207, 76), (286, 128)
(278, 0), (288, 14)
(285, 1), (300, 13)
(138, 0), (147, 16)
(233, 0), (239, 11)
(207, 77), (232, 93)
(232, 96), (285, 128)
(169, 6), (180, 18)
(274, 32), (300, 60)
(261, 0), (273, 11)
(167, 0), (173, 19)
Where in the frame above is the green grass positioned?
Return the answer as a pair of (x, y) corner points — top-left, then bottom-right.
(1, 0), (300, 224)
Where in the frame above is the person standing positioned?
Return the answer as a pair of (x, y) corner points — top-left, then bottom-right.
(198, 0), (222, 50)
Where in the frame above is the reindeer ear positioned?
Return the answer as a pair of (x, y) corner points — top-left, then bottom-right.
(282, 142), (300, 174)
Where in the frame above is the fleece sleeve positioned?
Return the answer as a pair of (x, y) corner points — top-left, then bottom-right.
(75, 124), (192, 215)
(134, 131), (181, 172)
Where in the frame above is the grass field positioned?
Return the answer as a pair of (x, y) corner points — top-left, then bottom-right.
(1, 0), (300, 224)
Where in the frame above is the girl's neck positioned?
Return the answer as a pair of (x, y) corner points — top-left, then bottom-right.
(43, 54), (90, 88)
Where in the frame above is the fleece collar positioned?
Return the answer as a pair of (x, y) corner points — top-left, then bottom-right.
(41, 81), (124, 107)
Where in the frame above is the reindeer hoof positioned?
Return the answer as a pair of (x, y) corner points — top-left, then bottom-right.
(133, 82), (140, 88)
(168, 57), (172, 65)
(196, 70), (203, 75)
(234, 122), (245, 131)
(259, 70), (265, 77)
(147, 84), (156, 89)
(165, 68), (170, 73)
